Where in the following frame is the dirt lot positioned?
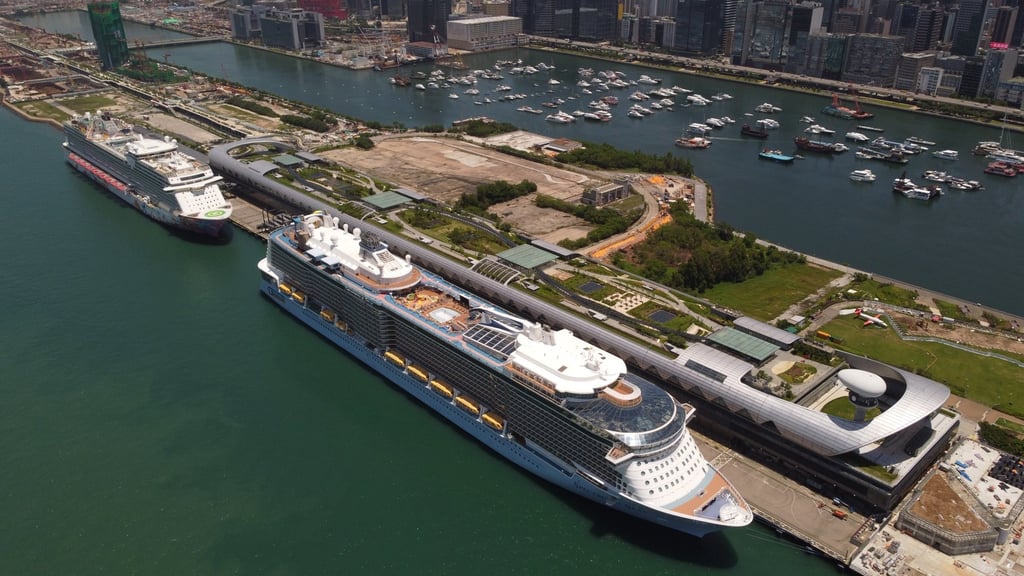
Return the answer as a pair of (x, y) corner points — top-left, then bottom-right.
(892, 310), (1024, 356)
(319, 135), (600, 241)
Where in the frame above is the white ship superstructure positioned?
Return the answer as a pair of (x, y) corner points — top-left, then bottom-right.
(258, 212), (753, 537)
(63, 112), (232, 237)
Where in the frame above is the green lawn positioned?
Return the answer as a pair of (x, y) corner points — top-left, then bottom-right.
(59, 94), (117, 114)
(15, 101), (70, 123)
(701, 264), (841, 321)
(821, 397), (880, 421)
(820, 317), (1024, 419)
(843, 278), (927, 311)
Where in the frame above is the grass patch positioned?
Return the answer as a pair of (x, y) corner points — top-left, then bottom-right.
(15, 100), (70, 123)
(933, 299), (966, 321)
(59, 94), (117, 114)
(607, 193), (646, 214)
(996, 418), (1024, 434)
(841, 453), (898, 483)
(844, 278), (927, 311)
(630, 299), (695, 332)
(701, 263), (841, 321)
(822, 397), (880, 421)
(562, 274), (618, 301)
(779, 362), (817, 384)
(819, 317), (1024, 419)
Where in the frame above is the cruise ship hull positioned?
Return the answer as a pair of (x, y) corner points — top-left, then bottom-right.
(258, 273), (732, 538)
(65, 148), (228, 238)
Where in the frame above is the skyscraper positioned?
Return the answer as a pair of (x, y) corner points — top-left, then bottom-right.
(950, 0), (986, 56)
(673, 0), (724, 55)
(87, 2), (130, 70)
(408, 0), (452, 44)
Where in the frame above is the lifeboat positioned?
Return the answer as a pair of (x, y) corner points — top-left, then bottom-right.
(482, 412), (505, 430)
(429, 379), (453, 398)
(334, 318), (348, 331)
(407, 365), (429, 382)
(384, 351), (405, 367)
(320, 309), (336, 322)
(455, 395), (480, 415)
(278, 283), (293, 296)
(291, 291), (306, 304)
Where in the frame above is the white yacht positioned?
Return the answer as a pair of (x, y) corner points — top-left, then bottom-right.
(849, 169), (877, 182)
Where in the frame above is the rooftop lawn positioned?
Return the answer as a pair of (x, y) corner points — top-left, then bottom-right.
(820, 316), (1024, 420)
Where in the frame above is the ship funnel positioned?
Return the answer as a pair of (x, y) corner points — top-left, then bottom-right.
(405, 254), (412, 263)
(353, 227), (361, 239)
(333, 216), (339, 227)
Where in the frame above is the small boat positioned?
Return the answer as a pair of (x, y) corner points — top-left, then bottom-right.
(414, 83), (426, 90)
(984, 161), (1019, 177)
(800, 116), (816, 124)
(759, 149), (795, 163)
(448, 93), (459, 99)
(906, 136), (936, 146)
(857, 125), (885, 132)
(755, 102), (782, 113)
(922, 170), (948, 182)
(688, 122), (712, 134)
(804, 124), (835, 135)
(845, 132), (869, 142)
(720, 116), (736, 124)
(482, 412), (505, 430)
(794, 137), (844, 153)
(892, 173), (942, 200)
(740, 124), (769, 139)
(849, 169), (876, 182)
(932, 149), (959, 160)
(675, 136), (712, 149)
(756, 118), (780, 129)
(947, 177), (984, 191)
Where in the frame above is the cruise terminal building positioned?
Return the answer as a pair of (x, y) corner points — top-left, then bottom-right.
(210, 138), (959, 515)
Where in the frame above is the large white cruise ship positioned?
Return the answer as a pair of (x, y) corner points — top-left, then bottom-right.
(63, 111), (232, 237)
(258, 211), (753, 537)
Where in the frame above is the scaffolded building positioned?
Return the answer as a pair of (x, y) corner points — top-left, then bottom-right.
(87, 2), (130, 70)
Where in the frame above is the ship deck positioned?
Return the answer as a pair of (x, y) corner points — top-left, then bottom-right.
(670, 469), (737, 520)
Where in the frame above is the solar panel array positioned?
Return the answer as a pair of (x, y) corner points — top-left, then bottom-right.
(464, 324), (517, 360)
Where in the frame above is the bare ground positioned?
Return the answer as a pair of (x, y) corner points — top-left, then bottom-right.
(892, 310), (1024, 356)
(319, 136), (597, 241)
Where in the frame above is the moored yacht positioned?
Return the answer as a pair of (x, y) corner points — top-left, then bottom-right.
(849, 169), (877, 182)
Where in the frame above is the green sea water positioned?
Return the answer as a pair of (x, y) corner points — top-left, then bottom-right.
(0, 110), (840, 574)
